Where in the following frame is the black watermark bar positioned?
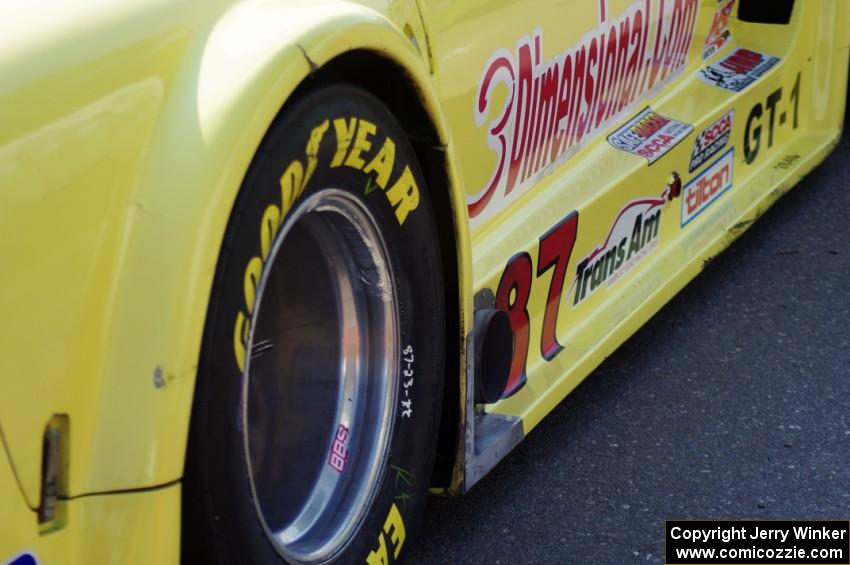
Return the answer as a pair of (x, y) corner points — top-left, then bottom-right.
(665, 521), (850, 564)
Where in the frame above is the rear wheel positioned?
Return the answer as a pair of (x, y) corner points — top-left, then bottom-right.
(184, 85), (445, 565)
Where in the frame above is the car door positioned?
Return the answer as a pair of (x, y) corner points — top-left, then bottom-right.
(418, 0), (707, 405)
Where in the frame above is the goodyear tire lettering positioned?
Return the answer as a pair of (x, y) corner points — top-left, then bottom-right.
(232, 120), (330, 372)
(344, 119), (376, 169)
(233, 311), (249, 372)
(231, 115), (421, 371)
(259, 204), (281, 260)
(331, 117), (420, 225)
(332, 117), (358, 166)
(363, 137), (396, 188)
(385, 166), (420, 225)
(366, 503), (406, 564)
(198, 86), (442, 565)
(280, 160), (305, 215)
(243, 257), (262, 316)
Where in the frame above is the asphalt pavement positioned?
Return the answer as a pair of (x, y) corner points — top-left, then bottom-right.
(407, 126), (850, 564)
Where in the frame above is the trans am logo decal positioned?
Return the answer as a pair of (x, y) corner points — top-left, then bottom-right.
(607, 107), (693, 163)
(471, 0), (700, 219)
(571, 181), (679, 306)
(698, 48), (779, 92)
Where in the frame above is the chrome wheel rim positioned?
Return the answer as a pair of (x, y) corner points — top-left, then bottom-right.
(242, 189), (399, 564)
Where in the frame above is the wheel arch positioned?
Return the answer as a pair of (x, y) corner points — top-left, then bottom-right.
(81, 2), (471, 495)
(301, 51), (466, 489)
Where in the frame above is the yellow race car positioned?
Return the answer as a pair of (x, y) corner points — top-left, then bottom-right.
(1, 0), (847, 563)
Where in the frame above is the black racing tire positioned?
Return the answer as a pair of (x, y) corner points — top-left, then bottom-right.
(183, 84), (445, 565)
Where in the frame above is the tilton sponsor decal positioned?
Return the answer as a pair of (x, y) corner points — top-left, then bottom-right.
(681, 148), (734, 226)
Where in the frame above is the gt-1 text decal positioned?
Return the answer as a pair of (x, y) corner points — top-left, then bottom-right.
(689, 109), (733, 173)
(744, 72), (801, 165)
(698, 48), (779, 92)
(471, 0), (699, 220)
(681, 148), (733, 226)
(607, 107), (693, 163)
(495, 212), (579, 396)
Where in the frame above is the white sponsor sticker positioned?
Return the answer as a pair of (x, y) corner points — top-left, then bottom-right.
(607, 107), (693, 164)
(689, 109), (734, 173)
(698, 48), (780, 92)
(702, 0), (736, 60)
(682, 148), (734, 226)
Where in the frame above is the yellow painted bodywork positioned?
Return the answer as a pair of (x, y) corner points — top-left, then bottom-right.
(0, 0), (848, 561)
(0, 0), (472, 559)
(1, 445), (179, 564)
(431, 0), (850, 433)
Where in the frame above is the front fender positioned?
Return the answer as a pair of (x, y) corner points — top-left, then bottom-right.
(83, 0), (471, 494)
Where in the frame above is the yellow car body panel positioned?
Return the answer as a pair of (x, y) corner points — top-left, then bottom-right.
(0, 0), (472, 552)
(424, 0), (850, 436)
(1, 0), (848, 561)
(1, 443), (179, 564)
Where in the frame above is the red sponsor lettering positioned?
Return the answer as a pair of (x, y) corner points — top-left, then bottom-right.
(472, 0), (699, 219)
(685, 161), (731, 215)
(718, 48), (763, 74)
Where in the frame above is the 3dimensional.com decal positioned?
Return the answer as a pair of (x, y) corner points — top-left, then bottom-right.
(471, 0), (700, 220)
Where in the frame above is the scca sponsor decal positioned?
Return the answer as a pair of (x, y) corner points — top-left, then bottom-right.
(689, 109), (733, 173)
(572, 188), (676, 306)
(681, 148), (733, 226)
(607, 107), (693, 163)
(471, 0), (700, 219)
(702, 0), (735, 60)
(698, 48), (779, 92)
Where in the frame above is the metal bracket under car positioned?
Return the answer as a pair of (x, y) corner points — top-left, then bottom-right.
(460, 290), (524, 493)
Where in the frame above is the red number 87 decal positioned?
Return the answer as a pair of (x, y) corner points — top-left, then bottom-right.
(495, 211), (579, 397)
